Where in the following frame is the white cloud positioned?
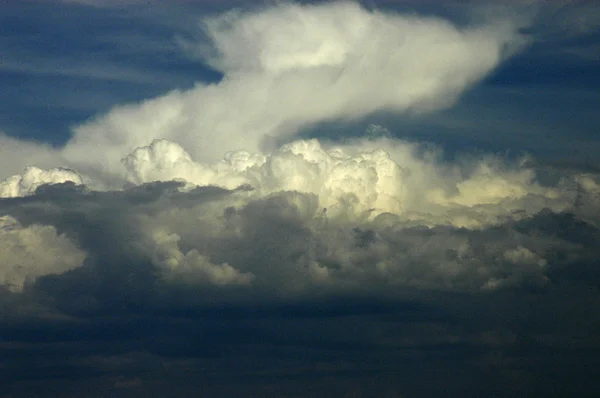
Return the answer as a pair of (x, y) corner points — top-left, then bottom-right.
(122, 139), (219, 188)
(0, 166), (82, 198)
(0, 133), (64, 181)
(0, 215), (86, 292)
(123, 184), (568, 294)
(59, 1), (528, 176)
(504, 246), (547, 268)
(0, 150), (597, 297)
(120, 135), (568, 228)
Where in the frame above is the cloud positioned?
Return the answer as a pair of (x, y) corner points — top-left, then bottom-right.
(58, 1), (528, 176)
(150, 227), (255, 286)
(0, 180), (256, 299)
(3, 1), (599, 309)
(0, 215), (86, 292)
(2, 135), (598, 301)
(3, 3), (600, 396)
(0, 166), (82, 198)
(1, 1), (598, 304)
(52, 0), (243, 7)
(0, 133), (65, 181)
(121, 135), (570, 228)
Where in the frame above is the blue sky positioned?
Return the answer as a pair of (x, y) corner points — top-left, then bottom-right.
(1, 1), (600, 397)
(0, 2), (219, 144)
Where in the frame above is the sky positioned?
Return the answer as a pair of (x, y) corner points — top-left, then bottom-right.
(1, 0), (600, 397)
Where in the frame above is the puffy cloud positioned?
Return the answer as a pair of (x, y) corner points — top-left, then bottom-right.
(428, 163), (536, 207)
(4, 130), (590, 296)
(3, 108), (597, 299)
(122, 137), (406, 219)
(4, 4), (600, 397)
(150, 227), (255, 286)
(3, 151), (597, 299)
(576, 173), (600, 218)
(59, 1), (528, 175)
(0, 181), (256, 296)
(0, 132), (63, 181)
(122, 139), (217, 187)
(0, 215), (86, 292)
(3, 4), (600, 396)
(2, 1), (598, 304)
(503, 245), (547, 268)
(0, 166), (83, 198)
(121, 136), (568, 228)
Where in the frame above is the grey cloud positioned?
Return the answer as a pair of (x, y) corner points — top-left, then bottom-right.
(1, 172), (599, 315)
(1, 176), (600, 397)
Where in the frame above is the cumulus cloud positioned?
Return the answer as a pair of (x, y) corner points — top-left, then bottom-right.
(59, 1), (528, 175)
(2, 138), (599, 299)
(0, 132), (64, 181)
(120, 135), (570, 228)
(4, 4), (600, 397)
(2, 2), (599, 306)
(0, 166), (82, 198)
(0, 180), (256, 295)
(150, 227), (255, 286)
(0, 215), (86, 292)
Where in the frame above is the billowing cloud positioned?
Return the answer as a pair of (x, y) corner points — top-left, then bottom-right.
(3, 3), (600, 396)
(121, 135), (569, 227)
(0, 215), (86, 292)
(2, 134), (598, 299)
(57, 1), (528, 176)
(0, 133), (65, 181)
(0, 166), (82, 198)
(1, 1), (598, 305)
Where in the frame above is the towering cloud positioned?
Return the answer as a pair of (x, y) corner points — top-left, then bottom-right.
(2, 133), (597, 296)
(3, 3), (600, 396)
(2, 1), (598, 302)
(58, 1), (527, 176)
(120, 136), (570, 227)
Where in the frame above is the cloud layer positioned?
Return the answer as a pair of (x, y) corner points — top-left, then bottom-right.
(2, 132), (599, 299)
(1, 2), (598, 305)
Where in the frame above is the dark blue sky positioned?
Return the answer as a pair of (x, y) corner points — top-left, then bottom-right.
(0, 2), (221, 145)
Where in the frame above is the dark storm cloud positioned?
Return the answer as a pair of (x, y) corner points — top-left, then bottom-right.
(1, 174), (599, 309)
(2, 182), (600, 395)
